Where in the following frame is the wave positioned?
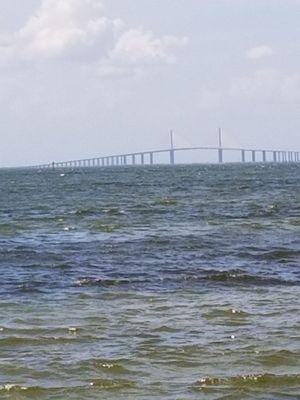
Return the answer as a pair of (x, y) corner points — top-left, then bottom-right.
(74, 268), (299, 290)
(75, 276), (132, 287)
(0, 335), (82, 346)
(0, 384), (44, 394)
(193, 373), (300, 389)
(0, 380), (135, 396)
(154, 268), (298, 287)
(203, 269), (298, 286)
(89, 222), (120, 232)
(0, 223), (25, 235)
(89, 378), (135, 390)
(257, 350), (300, 367)
(91, 359), (130, 374)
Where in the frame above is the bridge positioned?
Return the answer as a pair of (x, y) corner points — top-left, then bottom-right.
(27, 130), (300, 169)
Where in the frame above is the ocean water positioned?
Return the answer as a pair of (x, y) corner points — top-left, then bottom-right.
(0, 163), (299, 400)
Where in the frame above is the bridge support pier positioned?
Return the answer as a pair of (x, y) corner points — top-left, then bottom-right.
(252, 151), (256, 162)
(170, 150), (175, 165)
(218, 149), (223, 163)
(283, 152), (287, 163)
(273, 151), (277, 162)
(241, 150), (245, 163)
(141, 153), (144, 165)
(262, 151), (266, 163)
(132, 154), (136, 165)
(150, 152), (154, 165)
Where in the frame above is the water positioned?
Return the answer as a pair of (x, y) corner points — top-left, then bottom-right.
(0, 164), (299, 399)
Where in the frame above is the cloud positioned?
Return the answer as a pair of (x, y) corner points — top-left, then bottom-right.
(0, 0), (187, 76)
(110, 29), (187, 65)
(18, 0), (119, 59)
(95, 28), (188, 78)
(246, 45), (274, 60)
(230, 69), (300, 103)
(0, 0), (121, 63)
(195, 69), (300, 112)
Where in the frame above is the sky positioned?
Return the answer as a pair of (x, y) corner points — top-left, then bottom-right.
(0, 0), (299, 166)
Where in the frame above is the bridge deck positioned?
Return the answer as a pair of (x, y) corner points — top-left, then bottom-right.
(24, 146), (300, 169)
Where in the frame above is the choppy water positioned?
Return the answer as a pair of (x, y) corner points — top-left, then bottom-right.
(0, 164), (299, 400)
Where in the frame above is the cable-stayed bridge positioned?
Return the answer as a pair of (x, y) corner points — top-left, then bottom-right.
(25, 131), (300, 169)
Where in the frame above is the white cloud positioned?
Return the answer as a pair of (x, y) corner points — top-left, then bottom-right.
(0, 0), (187, 76)
(195, 69), (300, 112)
(231, 69), (278, 97)
(246, 45), (274, 60)
(96, 28), (188, 78)
(1, 0), (120, 62)
(230, 69), (300, 102)
(110, 29), (187, 65)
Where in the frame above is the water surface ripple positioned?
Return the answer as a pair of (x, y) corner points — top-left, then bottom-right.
(0, 164), (299, 399)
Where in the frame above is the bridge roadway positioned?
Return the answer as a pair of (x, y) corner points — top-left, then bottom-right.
(29, 146), (300, 169)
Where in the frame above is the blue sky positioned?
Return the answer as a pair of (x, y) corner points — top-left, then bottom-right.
(0, 0), (299, 166)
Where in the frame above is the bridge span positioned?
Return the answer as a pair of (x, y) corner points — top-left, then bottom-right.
(29, 145), (300, 170)
(26, 131), (300, 169)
